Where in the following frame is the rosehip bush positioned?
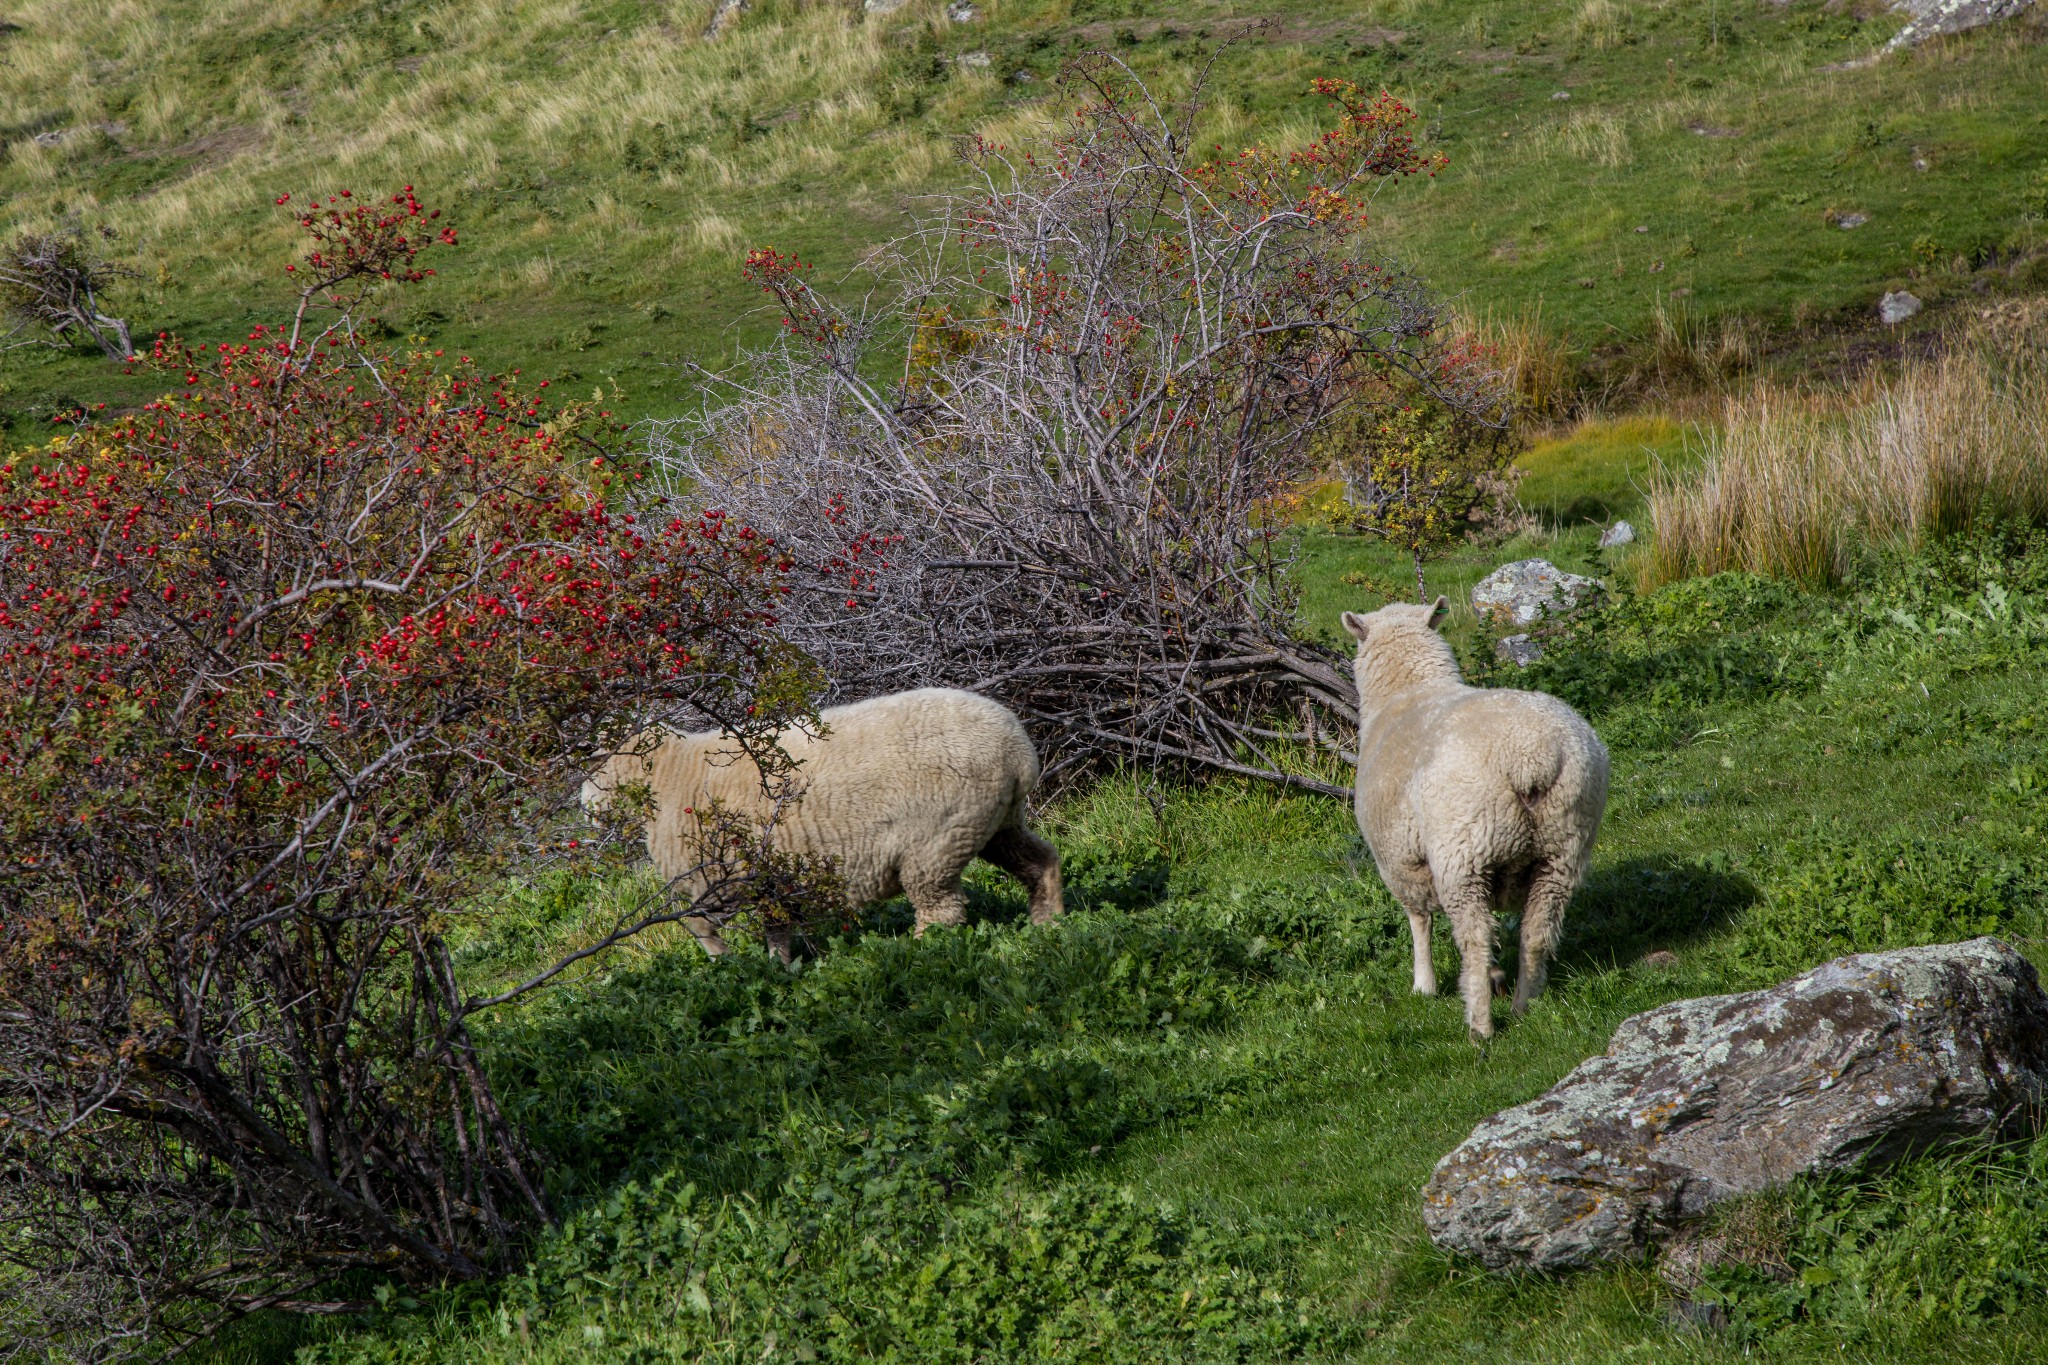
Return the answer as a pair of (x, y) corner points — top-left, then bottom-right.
(0, 192), (814, 1358)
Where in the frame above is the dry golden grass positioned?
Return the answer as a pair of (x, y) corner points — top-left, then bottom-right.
(0, 0), (931, 296)
(1644, 324), (2048, 588)
(1452, 302), (1581, 421)
(1570, 0), (1632, 52)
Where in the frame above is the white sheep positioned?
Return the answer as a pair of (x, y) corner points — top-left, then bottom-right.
(582, 687), (1062, 957)
(1342, 598), (1609, 1043)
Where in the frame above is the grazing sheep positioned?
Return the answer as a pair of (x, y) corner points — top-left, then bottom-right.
(581, 687), (1062, 957)
(1342, 598), (1609, 1043)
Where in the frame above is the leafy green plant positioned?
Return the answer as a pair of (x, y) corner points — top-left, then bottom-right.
(1700, 1132), (2048, 1342)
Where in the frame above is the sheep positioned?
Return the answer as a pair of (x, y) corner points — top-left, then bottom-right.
(581, 687), (1062, 958)
(1341, 598), (1609, 1044)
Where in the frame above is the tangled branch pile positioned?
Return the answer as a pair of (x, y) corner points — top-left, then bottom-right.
(655, 60), (1511, 797)
(0, 193), (812, 1357)
(0, 228), (138, 362)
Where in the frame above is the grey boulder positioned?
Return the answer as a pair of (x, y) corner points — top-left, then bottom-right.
(1422, 938), (2048, 1272)
(1886, 0), (2034, 50)
(1598, 520), (1635, 549)
(1470, 559), (1599, 629)
(1879, 290), (1924, 326)
(1496, 633), (1544, 668)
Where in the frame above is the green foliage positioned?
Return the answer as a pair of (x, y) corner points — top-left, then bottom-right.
(182, 527), (2048, 1365)
(1326, 386), (1522, 596)
(1702, 1133), (2048, 1342)
(486, 906), (1281, 1199)
(303, 1165), (1339, 1365)
(1731, 836), (2047, 979)
(285, 880), (1370, 1364)
(1501, 571), (1822, 722)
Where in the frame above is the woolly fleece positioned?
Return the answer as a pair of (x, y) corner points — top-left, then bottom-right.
(583, 687), (1061, 956)
(1343, 599), (1609, 1042)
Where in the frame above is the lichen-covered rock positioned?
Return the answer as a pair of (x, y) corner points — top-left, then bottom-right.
(1886, 0), (2034, 51)
(1496, 633), (1544, 668)
(1470, 559), (1599, 629)
(1422, 938), (2048, 1272)
(1598, 520), (1635, 549)
(1879, 290), (1924, 326)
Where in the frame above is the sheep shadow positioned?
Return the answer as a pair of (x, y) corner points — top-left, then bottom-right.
(1547, 853), (1759, 979)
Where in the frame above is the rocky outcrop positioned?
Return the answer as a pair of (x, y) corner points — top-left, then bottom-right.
(1423, 938), (2048, 1272)
(1470, 559), (1599, 629)
(1886, 0), (2034, 51)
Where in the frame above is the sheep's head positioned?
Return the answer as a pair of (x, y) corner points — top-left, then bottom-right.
(1340, 596), (1461, 704)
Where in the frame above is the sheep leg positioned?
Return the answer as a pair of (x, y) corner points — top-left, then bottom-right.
(979, 825), (1064, 925)
(1512, 860), (1577, 1016)
(1386, 864), (1439, 995)
(683, 913), (729, 959)
(1439, 876), (1499, 1044)
(902, 849), (971, 936)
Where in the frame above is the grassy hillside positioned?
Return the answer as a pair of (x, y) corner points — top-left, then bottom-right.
(5, 0), (2048, 434)
(11, 5), (2048, 1361)
(192, 523), (2048, 1365)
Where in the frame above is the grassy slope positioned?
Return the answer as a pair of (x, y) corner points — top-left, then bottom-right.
(11, 3), (2048, 1360)
(198, 514), (2048, 1365)
(5, 1), (2048, 435)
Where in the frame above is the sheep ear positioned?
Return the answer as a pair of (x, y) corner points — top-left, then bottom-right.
(1340, 610), (1371, 643)
(1427, 596), (1450, 630)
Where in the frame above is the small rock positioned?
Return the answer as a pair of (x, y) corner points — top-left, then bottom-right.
(706, 0), (747, 34)
(32, 128), (67, 147)
(955, 50), (991, 67)
(1633, 225), (1649, 234)
(863, 0), (909, 12)
(1638, 949), (1679, 970)
(1470, 559), (1600, 629)
(1551, 90), (1571, 101)
(1670, 287), (1693, 298)
(1422, 938), (2048, 1273)
(1879, 290), (1923, 325)
(1599, 520), (1636, 549)
(1010, 70), (1035, 84)
(947, 0), (980, 19)
(1836, 212), (1869, 230)
(1496, 634), (1544, 668)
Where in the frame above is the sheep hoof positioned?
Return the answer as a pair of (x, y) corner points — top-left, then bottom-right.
(1489, 967), (1510, 998)
(1468, 1026), (1493, 1050)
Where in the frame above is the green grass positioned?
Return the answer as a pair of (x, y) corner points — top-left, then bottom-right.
(7, 1), (2048, 436)
(1515, 413), (1695, 528)
(186, 527), (2048, 1365)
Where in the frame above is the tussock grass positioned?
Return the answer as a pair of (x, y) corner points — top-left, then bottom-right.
(1452, 302), (1582, 420)
(1644, 334), (2048, 588)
